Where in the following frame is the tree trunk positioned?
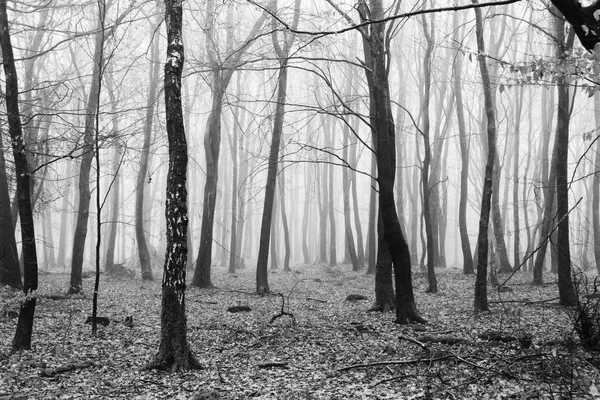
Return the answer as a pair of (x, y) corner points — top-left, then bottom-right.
(278, 169), (291, 272)
(193, 2), (265, 288)
(343, 112), (360, 271)
(0, 131), (21, 288)
(256, 0), (298, 292)
(136, 23), (161, 281)
(512, 86), (524, 270)
(0, 0), (39, 353)
(420, 12), (437, 294)
(144, 0), (200, 371)
(361, 0), (424, 324)
(473, 1), (496, 313)
(366, 150), (377, 274)
(69, 9), (105, 294)
(593, 49), (600, 274)
(452, 25), (473, 274)
(553, 12), (577, 307)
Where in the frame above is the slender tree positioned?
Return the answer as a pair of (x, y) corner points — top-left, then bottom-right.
(136, 18), (161, 282)
(192, 2), (266, 288)
(452, 11), (473, 275)
(473, 0), (496, 312)
(144, 0), (200, 371)
(0, 0), (39, 353)
(256, 0), (300, 294)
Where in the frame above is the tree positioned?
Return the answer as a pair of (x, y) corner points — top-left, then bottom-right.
(452, 11), (473, 275)
(356, 0), (424, 323)
(552, 9), (577, 307)
(473, 0), (496, 313)
(144, 0), (200, 372)
(0, 0), (39, 353)
(192, 1), (266, 288)
(0, 130), (21, 289)
(135, 16), (161, 282)
(550, 0), (600, 51)
(419, 11), (437, 294)
(256, 0), (300, 295)
(68, 1), (135, 294)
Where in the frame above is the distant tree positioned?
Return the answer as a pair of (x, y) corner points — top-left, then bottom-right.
(135, 16), (161, 282)
(473, 0), (495, 313)
(451, 11), (473, 275)
(0, 0), (39, 353)
(144, 0), (200, 371)
(256, 0), (300, 294)
(192, 0), (266, 289)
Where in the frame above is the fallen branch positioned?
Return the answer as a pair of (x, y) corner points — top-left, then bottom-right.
(258, 361), (288, 369)
(306, 297), (327, 303)
(337, 356), (451, 371)
(40, 360), (95, 377)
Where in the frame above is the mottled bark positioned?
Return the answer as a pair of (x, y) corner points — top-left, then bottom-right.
(144, 0), (200, 371)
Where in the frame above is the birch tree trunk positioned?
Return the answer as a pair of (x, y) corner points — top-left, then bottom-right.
(144, 0), (200, 371)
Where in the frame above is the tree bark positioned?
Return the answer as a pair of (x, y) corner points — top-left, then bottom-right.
(0, 0), (39, 353)
(0, 131), (21, 288)
(144, 0), (200, 372)
(552, 11), (577, 307)
(360, 0), (424, 324)
(473, 1), (496, 313)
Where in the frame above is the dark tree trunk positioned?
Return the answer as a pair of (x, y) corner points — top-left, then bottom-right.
(0, 0), (39, 353)
(360, 0), (424, 324)
(594, 64), (600, 274)
(370, 214), (395, 312)
(0, 132), (21, 289)
(257, 0), (299, 291)
(192, 3), (265, 288)
(553, 12), (577, 307)
(144, 0), (200, 372)
(473, 1), (495, 313)
(69, 8), (105, 294)
(549, 0), (600, 51)
(365, 151), (377, 274)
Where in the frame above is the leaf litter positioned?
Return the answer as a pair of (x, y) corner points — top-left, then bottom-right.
(1, 264), (599, 399)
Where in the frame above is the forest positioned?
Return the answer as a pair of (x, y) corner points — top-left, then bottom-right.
(2, 0), (600, 398)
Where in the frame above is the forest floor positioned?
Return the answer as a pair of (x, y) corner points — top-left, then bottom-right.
(1, 264), (600, 399)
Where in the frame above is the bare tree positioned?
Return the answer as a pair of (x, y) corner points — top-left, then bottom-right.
(473, 0), (496, 312)
(256, 0), (300, 294)
(135, 15), (161, 282)
(144, 0), (200, 372)
(0, 0), (39, 353)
